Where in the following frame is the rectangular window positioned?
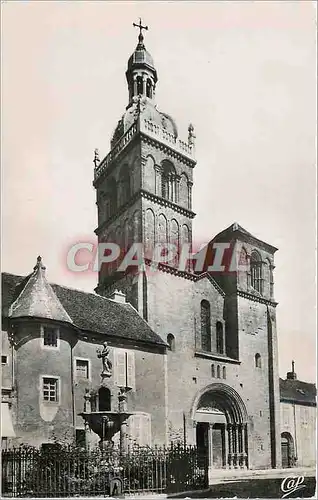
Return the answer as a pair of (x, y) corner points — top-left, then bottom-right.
(113, 349), (135, 390)
(43, 327), (58, 347)
(1, 355), (8, 365)
(75, 359), (89, 379)
(42, 377), (58, 402)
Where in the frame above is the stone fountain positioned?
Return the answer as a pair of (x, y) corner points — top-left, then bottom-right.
(79, 342), (133, 453)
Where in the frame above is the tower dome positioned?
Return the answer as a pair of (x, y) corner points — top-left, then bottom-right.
(127, 42), (156, 74)
(126, 19), (158, 104)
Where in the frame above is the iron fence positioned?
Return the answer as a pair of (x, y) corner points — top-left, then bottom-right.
(1, 443), (208, 497)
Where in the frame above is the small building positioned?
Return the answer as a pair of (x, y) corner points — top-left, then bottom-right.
(1, 258), (167, 450)
(280, 363), (316, 468)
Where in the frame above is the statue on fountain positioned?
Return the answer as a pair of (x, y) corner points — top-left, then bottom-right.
(97, 342), (112, 378)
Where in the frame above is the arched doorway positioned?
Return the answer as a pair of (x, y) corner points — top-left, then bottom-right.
(192, 384), (248, 470)
(281, 432), (295, 468)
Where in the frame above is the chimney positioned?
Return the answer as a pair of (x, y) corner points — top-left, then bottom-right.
(109, 289), (126, 304)
(286, 360), (297, 380)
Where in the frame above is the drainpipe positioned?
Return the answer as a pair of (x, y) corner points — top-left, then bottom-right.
(183, 412), (187, 448)
(70, 340), (76, 440)
(293, 403), (298, 465)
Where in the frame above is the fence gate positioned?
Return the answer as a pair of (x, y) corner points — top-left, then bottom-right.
(166, 444), (209, 494)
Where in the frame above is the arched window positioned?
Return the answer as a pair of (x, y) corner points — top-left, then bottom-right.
(161, 161), (176, 202)
(216, 322), (224, 354)
(217, 365), (221, 378)
(239, 247), (249, 289)
(200, 300), (211, 352)
(98, 387), (111, 411)
(266, 258), (274, 298)
(255, 353), (262, 368)
(107, 177), (117, 216)
(119, 166), (131, 206)
(250, 251), (263, 293)
(146, 78), (152, 98)
(167, 334), (175, 352)
(211, 364), (215, 378)
(104, 196), (111, 221)
(222, 366), (226, 379)
(137, 76), (143, 95)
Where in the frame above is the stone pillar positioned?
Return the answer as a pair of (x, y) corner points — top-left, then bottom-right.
(208, 424), (213, 484)
(175, 176), (180, 204)
(142, 75), (147, 96)
(133, 76), (137, 97)
(119, 388), (128, 456)
(224, 424), (229, 469)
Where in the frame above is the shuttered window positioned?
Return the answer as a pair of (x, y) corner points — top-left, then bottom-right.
(75, 359), (89, 379)
(113, 349), (135, 390)
(128, 413), (151, 447)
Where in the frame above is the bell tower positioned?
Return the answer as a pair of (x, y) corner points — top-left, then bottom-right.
(93, 20), (196, 317)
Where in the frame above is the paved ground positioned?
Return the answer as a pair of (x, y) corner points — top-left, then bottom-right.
(168, 467), (316, 499)
(76, 468), (317, 499)
(171, 476), (316, 498)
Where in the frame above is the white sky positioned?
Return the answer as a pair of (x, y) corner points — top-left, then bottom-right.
(1, 1), (316, 382)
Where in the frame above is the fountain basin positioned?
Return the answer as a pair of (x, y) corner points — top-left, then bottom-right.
(79, 411), (134, 441)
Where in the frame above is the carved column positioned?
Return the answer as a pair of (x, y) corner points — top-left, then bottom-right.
(227, 424), (233, 468)
(234, 425), (239, 468)
(188, 182), (193, 211)
(155, 166), (162, 197)
(243, 423), (248, 468)
(238, 424), (243, 468)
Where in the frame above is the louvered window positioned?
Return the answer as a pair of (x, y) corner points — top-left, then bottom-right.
(128, 413), (151, 446)
(113, 348), (135, 390)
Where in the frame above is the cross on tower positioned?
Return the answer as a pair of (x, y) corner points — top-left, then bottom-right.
(133, 18), (148, 43)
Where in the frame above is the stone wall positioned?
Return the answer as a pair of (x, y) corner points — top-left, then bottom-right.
(280, 402), (316, 467)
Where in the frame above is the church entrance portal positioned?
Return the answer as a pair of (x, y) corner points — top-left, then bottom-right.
(193, 384), (249, 471)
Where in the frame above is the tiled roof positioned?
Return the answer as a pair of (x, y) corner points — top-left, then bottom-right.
(9, 257), (73, 324)
(2, 271), (166, 347)
(212, 222), (278, 253)
(279, 378), (316, 406)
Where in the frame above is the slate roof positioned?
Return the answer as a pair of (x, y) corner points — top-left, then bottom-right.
(279, 378), (316, 406)
(2, 270), (166, 347)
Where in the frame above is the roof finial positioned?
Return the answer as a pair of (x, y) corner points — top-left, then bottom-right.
(133, 17), (148, 45)
(188, 123), (196, 147)
(93, 148), (100, 168)
(34, 255), (46, 272)
(292, 360), (295, 373)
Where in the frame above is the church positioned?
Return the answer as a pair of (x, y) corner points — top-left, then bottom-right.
(1, 22), (316, 474)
